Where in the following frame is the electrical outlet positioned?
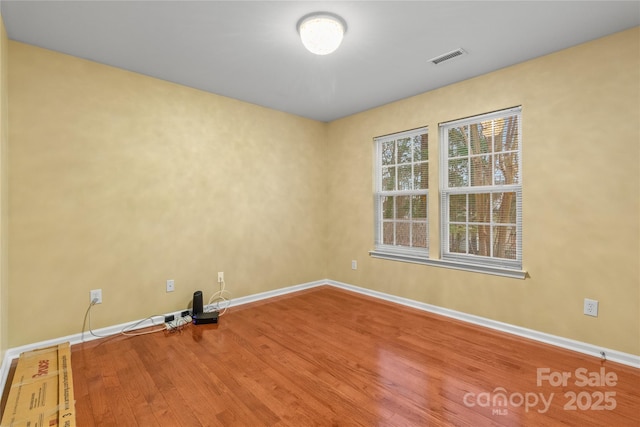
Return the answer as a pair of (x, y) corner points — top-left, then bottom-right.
(584, 298), (599, 317)
(90, 289), (102, 304)
(351, 260), (357, 270)
(218, 272), (224, 283)
(166, 279), (175, 292)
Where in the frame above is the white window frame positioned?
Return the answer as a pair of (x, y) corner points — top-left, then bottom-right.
(371, 127), (429, 260)
(369, 108), (526, 279)
(439, 106), (523, 272)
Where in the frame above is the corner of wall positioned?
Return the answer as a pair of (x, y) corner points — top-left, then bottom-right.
(0, 12), (9, 365)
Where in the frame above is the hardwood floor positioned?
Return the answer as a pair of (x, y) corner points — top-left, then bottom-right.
(20, 286), (640, 425)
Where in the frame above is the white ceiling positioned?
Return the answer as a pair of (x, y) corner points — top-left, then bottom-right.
(2, 1), (639, 122)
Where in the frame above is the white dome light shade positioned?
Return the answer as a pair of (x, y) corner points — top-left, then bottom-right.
(297, 13), (346, 55)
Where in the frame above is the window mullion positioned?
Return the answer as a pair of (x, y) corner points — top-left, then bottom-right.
(409, 196), (413, 247)
(464, 193), (469, 255)
(392, 194), (396, 246)
(393, 138), (398, 247)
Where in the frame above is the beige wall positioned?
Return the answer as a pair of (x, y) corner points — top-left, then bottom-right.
(326, 27), (640, 355)
(5, 28), (639, 356)
(0, 15), (8, 361)
(8, 42), (327, 347)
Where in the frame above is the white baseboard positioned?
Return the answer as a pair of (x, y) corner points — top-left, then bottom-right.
(325, 279), (640, 369)
(0, 279), (326, 395)
(224, 279), (326, 308)
(2, 278), (638, 399)
(0, 313), (174, 398)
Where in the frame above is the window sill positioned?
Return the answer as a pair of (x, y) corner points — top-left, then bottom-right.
(369, 250), (527, 279)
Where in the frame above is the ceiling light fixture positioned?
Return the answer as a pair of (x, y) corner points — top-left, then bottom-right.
(297, 12), (347, 55)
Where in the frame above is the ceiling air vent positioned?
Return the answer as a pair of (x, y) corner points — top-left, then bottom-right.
(429, 48), (466, 65)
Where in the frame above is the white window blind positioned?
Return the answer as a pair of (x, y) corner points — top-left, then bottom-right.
(373, 127), (429, 257)
(439, 107), (523, 270)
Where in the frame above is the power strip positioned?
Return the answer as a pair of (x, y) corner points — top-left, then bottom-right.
(164, 313), (192, 332)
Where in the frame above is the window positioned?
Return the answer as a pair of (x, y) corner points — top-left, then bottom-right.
(373, 127), (429, 257)
(370, 107), (524, 278)
(440, 106), (522, 271)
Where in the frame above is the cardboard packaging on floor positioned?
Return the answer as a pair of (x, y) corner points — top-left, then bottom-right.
(1, 342), (76, 427)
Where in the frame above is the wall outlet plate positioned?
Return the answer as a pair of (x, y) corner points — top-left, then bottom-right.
(166, 279), (175, 292)
(90, 289), (102, 304)
(584, 298), (598, 317)
(218, 272), (224, 283)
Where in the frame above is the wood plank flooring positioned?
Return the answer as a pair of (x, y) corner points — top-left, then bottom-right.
(10, 286), (640, 426)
